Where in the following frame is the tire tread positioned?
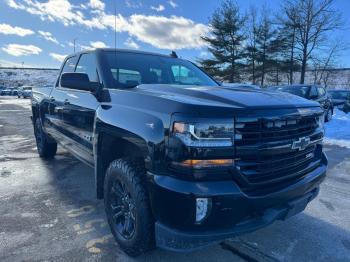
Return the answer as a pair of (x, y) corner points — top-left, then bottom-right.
(104, 158), (154, 257)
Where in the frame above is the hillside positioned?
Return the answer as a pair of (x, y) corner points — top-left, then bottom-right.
(0, 68), (59, 88)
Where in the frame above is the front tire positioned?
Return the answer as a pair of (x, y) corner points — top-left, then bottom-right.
(104, 158), (154, 257)
(34, 118), (57, 158)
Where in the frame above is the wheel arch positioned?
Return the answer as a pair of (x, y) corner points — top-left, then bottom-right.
(93, 106), (165, 199)
(31, 103), (41, 127)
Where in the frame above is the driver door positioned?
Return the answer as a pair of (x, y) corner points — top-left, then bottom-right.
(58, 53), (100, 166)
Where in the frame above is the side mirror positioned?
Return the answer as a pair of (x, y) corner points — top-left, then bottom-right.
(60, 73), (99, 92)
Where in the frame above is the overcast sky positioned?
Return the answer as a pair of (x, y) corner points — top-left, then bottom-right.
(0, 0), (349, 68)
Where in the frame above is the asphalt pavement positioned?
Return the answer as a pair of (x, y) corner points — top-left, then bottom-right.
(0, 97), (349, 262)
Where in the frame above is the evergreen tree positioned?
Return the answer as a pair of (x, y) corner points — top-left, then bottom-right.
(255, 12), (279, 87)
(245, 6), (259, 84)
(200, 0), (246, 82)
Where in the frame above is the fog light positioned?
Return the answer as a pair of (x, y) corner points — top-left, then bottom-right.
(195, 198), (211, 224)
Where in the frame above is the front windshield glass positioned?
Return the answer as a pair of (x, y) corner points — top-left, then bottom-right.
(277, 86), (310, 98)
(329, 91), (349, 100)
(103, 51), (218, 89)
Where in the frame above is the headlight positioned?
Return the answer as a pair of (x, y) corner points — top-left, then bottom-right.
(172, 121), (234, 147)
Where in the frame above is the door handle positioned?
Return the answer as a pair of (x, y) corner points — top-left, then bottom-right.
(49, 96), (55, 102)
(64, 99), (70, 105)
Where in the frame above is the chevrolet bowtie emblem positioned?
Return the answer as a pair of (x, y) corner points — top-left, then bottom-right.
(292, 137), (311, 151)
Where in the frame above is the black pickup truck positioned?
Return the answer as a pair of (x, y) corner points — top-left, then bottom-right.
(31, 49), (327, 256)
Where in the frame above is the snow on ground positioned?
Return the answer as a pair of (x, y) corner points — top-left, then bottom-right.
(0, 68), (58, 88)
(324, 108), (350, 149)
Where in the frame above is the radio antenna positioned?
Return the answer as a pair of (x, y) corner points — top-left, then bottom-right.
(114, 0), (117, 50)
(114, 0), (117, 82)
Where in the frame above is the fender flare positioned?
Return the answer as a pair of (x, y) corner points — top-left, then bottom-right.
(93, 104), (165, 198)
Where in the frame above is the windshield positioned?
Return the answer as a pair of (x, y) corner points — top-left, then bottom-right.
(103, 51), (218, 89)
(329, 91), (349, 100)
(277, 86), (310, 98)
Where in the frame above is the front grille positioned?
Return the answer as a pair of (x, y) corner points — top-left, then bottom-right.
(235, 116), (319, 145)
(234, 112), (323, 193)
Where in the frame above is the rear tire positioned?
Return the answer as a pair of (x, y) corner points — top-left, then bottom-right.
(34, 118), (57, 158)
(104, 158), (154, 257)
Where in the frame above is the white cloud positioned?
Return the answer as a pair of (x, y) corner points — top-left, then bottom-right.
(90, 41), (108, 48)
(6, 0), (210, 50)
(125, 0), (142, 8)
(100, 13), (130, 32)
(2, 44), (42, 56)
(50, 53), (66, 62)
(79, 41), (108, 51)
(168, 0), (177, 8)
(5, 0), (105, 29)
(88, 0), (104, 10)
(0, 23), (34, 37)
(38, 30), (59, 44)
(125, 15), (209, 50)
(6, 0), (22, 9)
(199, 51), (210, 58)
(124, 38), (140, 49)
(151, 4), (165, 12)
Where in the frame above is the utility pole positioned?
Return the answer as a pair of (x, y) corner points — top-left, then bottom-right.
(73, 38), (78, 53)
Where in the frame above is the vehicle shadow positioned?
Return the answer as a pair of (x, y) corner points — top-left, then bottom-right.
(42, 152), (350, 262)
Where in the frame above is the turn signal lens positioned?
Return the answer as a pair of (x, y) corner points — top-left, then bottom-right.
(173, 159), (234, 169)
(173, 122), (186, 133)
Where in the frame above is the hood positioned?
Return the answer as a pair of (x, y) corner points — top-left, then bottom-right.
(128, 84), (319, 109)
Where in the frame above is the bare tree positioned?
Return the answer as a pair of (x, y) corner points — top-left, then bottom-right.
(282, 0), (342, 84)
(311, 42), (344, 87)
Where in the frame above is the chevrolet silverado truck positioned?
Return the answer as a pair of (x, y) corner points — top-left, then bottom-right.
(31, 49), (327, 256)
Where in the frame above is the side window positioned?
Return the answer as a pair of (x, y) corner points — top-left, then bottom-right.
(309, 86), (318, 98)
(317, 87), (325, 97)
(57, 56), (78, 86)
(75, 54), (99, 82)
(62, 56), (78, 73)
(171, 65), (202, 84)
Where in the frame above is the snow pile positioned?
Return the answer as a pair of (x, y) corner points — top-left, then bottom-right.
(324, 109), (350, 148)
(0, 68), (59, 88)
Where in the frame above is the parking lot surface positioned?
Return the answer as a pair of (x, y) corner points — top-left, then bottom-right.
(0, 97), (349, 262)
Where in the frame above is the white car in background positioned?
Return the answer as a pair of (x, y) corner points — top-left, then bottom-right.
(18, 86), (33, 98)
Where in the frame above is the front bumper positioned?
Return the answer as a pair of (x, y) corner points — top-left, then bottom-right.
(147, 152), (327, 251)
